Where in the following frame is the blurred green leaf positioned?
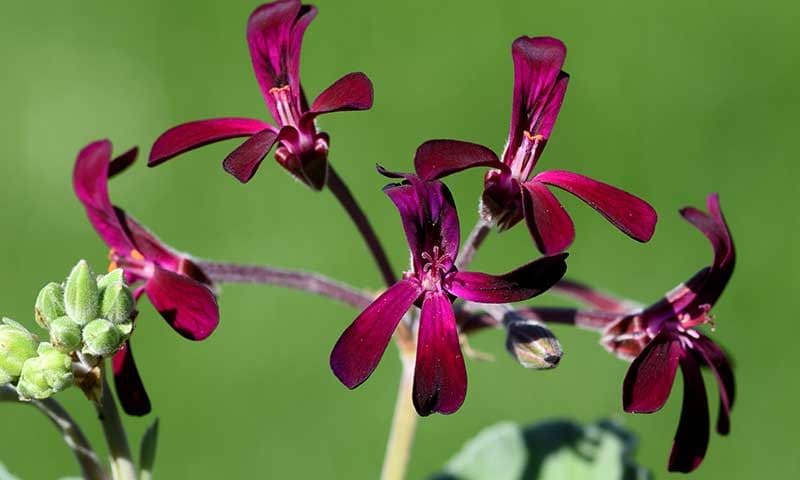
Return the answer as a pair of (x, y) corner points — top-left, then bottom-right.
(140, 418), (160, 480)
(0, 463), (20, 480)
(433, 419), (650, 480)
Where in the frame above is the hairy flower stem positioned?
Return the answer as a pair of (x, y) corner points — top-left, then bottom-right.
(326, 165), (398, 287)
(1, 385), (107, 480)
(455, 219), (491, 271)
(380, 349), (418, 480)
(96, 366), (136, 480)
(196, 261), (373, 309)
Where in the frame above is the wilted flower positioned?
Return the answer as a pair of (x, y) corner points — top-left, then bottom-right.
(331, 168), (567, 415)
(601, 193), (735, 473)
(149, 0), (374, 190)
(413, 37), (657, 254)
(74, 140), (220, 415)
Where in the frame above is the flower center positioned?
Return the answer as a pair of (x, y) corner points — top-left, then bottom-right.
(108, 248), (153, 280)
(420, 245), (450, 291)
(269, 85), (301, 127)
(510, 131), (545, 180)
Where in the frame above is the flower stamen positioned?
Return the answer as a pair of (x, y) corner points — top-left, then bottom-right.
(269, 85), (300, 127)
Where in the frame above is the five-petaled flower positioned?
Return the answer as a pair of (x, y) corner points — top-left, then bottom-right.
(74, 140), (220, 415)
(149, 0), (374, 190)
(412, 36), (657, 254)
(601, 193), (735, 473)
(330, 168), (568, 416)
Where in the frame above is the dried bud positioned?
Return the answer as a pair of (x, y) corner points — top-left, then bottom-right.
(100, 283), (135, 324)
(82, 319), (122, 356)
(64, 260), (100, 326)
(0, 318), (39, 382)
(16, 345), (73, 399)
(49, 316), (82, 353)
(35, 282), (66, 328)
(97, 269), (125, 292)
(505, 319), (563, 369)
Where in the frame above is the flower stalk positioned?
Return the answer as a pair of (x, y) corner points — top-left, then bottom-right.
(95, 366), (136, 480)
(380, 349), (417, 480)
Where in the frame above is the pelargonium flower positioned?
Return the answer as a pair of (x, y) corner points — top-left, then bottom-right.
(149, 0), (374, 190)
(74, 140), (219, 415)
(330, 171), (568, 416)
(413, 36), (657, 254)
(602, 193), (735, 472)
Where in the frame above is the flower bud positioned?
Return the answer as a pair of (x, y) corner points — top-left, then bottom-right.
(82, 319), (122, 356)
(0, 318), (39, 382)
(100, 283), (135, 324)
(505, 319), (563, 369)
(49, 316), (82, 353)
(35, 282), (66, 328)
(97, 269), (125, 292)
(16, 345), (73, 399)
(64, 260), (100, 326)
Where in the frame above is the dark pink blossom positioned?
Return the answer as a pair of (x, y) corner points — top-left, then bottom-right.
(149, 0), (373, 190)
(330, 169), (567, 416)
(602, 194), (735, 473)
(413, 37), (657, 254)
(74, 140), (220, 415)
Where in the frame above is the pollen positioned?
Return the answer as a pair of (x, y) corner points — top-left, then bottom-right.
(130, 249), (145, 261)
(523, 131), (545, 142)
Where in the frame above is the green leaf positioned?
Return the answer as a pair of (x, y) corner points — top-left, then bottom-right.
(433, 419), (651, 480)
(139, 418), (160, 480)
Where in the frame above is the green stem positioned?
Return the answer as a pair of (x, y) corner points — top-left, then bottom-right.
(96, 366), (136, 480)
(1, 385), (107, 480)
(380, 350), (418, 480)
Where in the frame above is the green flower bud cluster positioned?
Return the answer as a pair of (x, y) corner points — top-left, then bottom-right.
(36, 261), (135, 358)
(1, 260), (138, 400)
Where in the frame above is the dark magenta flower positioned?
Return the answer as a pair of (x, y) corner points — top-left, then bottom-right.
(149, 0), (374, 190)
(413, 37), (657, 254)
(330, 170), (568, 416)
(602, 193), (735, 473)
(74, 140), (219, 415)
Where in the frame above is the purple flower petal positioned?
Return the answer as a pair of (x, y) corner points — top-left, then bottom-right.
(330, 279), (422, 389)
(413, 291), (467, 416)
(73, 140), (136, 254)
(534, 170), (657, 243)
(108, 147), (139, 178)
(623, 332), (683, 413)
(413, 140), (505, 181)
(521, 180), (575, 254)
(310, 72), (374, 115)
(221, 128), (281, 183)
(149, 118), (274, 166)
(119, 214), (181, 270)
(384, 179), (460, 272)
(112, 341), (151, 416)
(668, 354), (710, 473)
(694, 334), (735, 435)
(144, 266), (219, 341)
(247, 0), (316, 119)
(505, 36), (567, 165)
(444, 253), (567, 303)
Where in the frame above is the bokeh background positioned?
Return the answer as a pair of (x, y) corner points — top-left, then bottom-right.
(1, 0), (797, 478)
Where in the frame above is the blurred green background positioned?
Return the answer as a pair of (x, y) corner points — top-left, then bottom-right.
(1, 0), (797, 478)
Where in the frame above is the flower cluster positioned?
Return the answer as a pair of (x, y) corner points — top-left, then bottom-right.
(51, 0), (736, 475)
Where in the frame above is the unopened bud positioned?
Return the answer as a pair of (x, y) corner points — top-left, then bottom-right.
(100, 283), (135, 324)
(0, 318), (39, 382)
(16, 345), (73, 399)
(505, 319), (563, 369)
(49, 316), (82, 353)
(64, 260), (99, 326)
(35, 282), (66, 328)
(97, 269), (125, 292)
(82, 319), (122, 356)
